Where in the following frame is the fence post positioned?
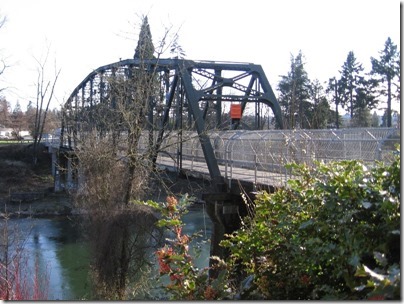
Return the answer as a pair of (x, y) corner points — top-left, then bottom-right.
(254, 154), (257, 186)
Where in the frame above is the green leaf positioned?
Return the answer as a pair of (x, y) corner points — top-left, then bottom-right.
(170, 254), (185, 261)
(240, 275), (255, 291)
(156, 218), (182, 228)
(299, 219), (314, 229)
(348, 255), (360, 267)
(363, 265), (385, 281)
(355, 265), (367, 277)
(184, 279), (196, 290)
(373, 252), (387, 267)
(354, 284), (367, 291)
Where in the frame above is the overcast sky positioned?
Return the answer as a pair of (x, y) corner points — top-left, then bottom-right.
(0, 0), (401, 113)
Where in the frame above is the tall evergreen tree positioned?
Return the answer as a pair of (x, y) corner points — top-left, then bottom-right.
(278, 51), (311, 129)
(309, 79), (331, 129)
(339, 51), (378, 127)
(10, 101), (25, 138)
(339, 51), (364, 120)
(354, 77), (378, 127)
(371, 111), (380, 127)
(132, 15), (158, 169)
(370, 37), (400, 127)
(327, 77), (343, 129)
(134, 16), (155, 60)
(352, 106), (372, 127)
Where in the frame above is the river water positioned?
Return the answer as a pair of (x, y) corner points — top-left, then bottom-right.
(1, 205), (212, 300)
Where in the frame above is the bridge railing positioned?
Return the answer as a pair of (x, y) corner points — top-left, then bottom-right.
(153, 127), (400, 188)
(57, 127), (399, 189)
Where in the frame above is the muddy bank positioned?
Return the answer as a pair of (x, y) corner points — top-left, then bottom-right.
(0, 192), (74, 218)
(0, 143), (214, 218)
(1, 170), (213, 218)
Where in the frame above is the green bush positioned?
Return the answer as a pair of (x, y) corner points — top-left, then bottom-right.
(221, 146), (400, 300)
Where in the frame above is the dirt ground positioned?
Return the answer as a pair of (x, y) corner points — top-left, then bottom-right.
(0, 143), (53, 195)
(0, 143), (72, 216)
(0, 143), (213, 217)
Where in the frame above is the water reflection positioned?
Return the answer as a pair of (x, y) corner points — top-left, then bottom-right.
(182, 206), (213, 270)
(7, 217), (91, 300)
(0, 205), (212, 300)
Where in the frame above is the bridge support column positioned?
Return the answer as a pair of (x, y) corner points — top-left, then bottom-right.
(54, 168), (62, 192)
(50, 147), (57, 177)
(67, 157), (73, 188)
(53, 150), (77, 192)
(54, 150), (67, 192)
(202, 193), (246, 278)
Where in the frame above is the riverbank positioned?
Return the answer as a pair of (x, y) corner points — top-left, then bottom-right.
(0, 143), (213, 218)
(1, 192), (74, 218)
(0, 143), (64, 217)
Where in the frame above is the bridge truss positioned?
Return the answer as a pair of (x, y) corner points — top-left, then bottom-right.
(61, 58), (283, 190)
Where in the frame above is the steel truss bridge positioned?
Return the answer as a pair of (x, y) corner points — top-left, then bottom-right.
(59, 58), (399, 192)
(60, 58), (284, 191)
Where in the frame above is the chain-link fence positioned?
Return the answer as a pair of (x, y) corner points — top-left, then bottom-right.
(155, 128), (400, 188)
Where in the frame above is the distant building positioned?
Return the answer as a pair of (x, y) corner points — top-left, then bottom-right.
(0, 128), (32, 139)
(18, 130), (30, 137)
(0, 127), (13, 139)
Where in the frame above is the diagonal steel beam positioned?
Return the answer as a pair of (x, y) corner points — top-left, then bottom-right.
(178, 64), (225, 191)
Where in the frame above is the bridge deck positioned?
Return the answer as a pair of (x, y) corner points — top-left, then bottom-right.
(46, 127), (399, 192)
(156, 155), (288, 189)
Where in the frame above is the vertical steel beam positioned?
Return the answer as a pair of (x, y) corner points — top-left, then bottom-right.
(214, 69), (222, 128)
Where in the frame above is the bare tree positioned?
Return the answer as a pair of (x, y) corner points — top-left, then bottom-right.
(0, 14), (9, 94)
(69, 16), (183, 299)
(31, 46), (60, 165)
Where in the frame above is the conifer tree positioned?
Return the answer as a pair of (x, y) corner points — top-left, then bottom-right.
(371, 111), (380, 127)
(327, 77), (343, 129)
(278, 51), (311, 129)
(371, 37), (400, 127)
(339, 51), (364, 120)
(339, 51), (378, 127)
(134, 16), (155, 60)
(309, 79), (331, 129)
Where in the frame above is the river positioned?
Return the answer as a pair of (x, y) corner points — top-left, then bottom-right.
(0, 204), (212, 300)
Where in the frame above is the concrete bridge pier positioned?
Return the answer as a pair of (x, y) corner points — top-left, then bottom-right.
(54, 150), (76, 192)
(202, 192), (248, 278)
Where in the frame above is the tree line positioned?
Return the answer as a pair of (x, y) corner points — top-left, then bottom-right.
(0, 98), (61, 139)
(278, 38), (400, 129)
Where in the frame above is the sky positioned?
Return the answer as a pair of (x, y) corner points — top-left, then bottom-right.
(0, 0), (401, 114)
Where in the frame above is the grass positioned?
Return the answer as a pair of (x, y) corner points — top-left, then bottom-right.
(0, 140), (34, 145)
